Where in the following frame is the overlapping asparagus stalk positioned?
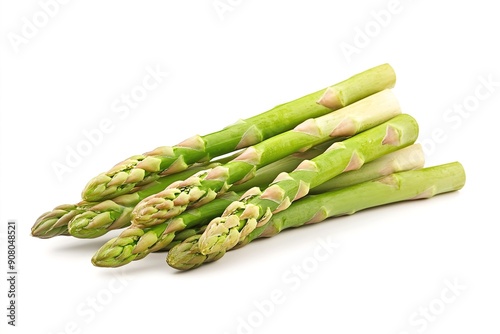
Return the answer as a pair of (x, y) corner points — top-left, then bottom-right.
(92, 144), (424, 267)
(167, 162), (466, 270)
(309, 143), (424, 194)
(130, 89), (401, 228)
(82, 64), (396, 202)
(31, 63), (467, 275)
(32, 162), (220, 239)
(92, 193), (239, 267)
(197, 114), (419, 255)
(91, 146), (330, 267)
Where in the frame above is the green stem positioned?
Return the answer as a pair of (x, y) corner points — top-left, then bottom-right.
(81, 64), (396, 202)
(167, 162), (466, 270)
(259, 162), (466, 237)
(131, 89), (401, 228)
(33, 162), (218, 239)
(91, 146), (329, 267)
(198, 114), (419, 255)
(310, 143), (424, 194)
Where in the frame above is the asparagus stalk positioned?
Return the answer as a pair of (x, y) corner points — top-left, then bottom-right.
(94, 144), (423, 268)
(309, 143), (424, 194)
(131, 89), (401, 228)
(31, 204), (77, 238)
(197, 114), (419, 255)
(82, 64), (396, 202)
(167, 162), (466, 270)
(92, 193), (240, 267)
(32, 162), (218, 239)
(259, 162), (465, 237)
(36, 143), (421, 240)
(167, 234), (225, 270)
(317, 64), (396, 109)
(92, 147), (328, 267)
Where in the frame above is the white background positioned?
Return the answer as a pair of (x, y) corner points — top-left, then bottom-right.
(1, 1), (499, 333)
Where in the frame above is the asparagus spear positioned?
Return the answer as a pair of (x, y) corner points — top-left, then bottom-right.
(259, 162), (465, 237)
(167, 162), (466, 270)
(94, 224), (209, 267)
(309, 143), (424, 194)
(131, 89), (401, 228)
(82, 64), (396, 202)
(92, 193), (240, 267)
(94, 144), (423, 268)
(197, 114), (419, 255)
(32, 163), (218, 239)
(36, 143), (421, 240)
(317, 63), (396, 109)
(167, 234), (225, 270)
(92, 147), (329, 267)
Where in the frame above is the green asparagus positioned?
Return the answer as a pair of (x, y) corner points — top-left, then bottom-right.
(92, 193), (239, 267)
(30, 62), (467, 276)
(167, 162), (466, 270)
(131, 89), (401, 228)
(32, 162), (219, 239)
(197, 114), (419, 255)
(92, 146), (329, 267)
(94, 144), (423, 268)
(82, 64), (396, 202)
(310, 143), (424, 194)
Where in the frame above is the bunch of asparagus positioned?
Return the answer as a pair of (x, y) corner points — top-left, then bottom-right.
(32, 64), (466, 271)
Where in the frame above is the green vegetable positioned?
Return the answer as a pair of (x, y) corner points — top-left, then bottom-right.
(91, 147), (327, 267)
(81, 64), (396, 202)
(32, 162), (219, 239)
(197, 114), (419, 255)
(130, 89), (401, 228)
(167, 162), (465, 270)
